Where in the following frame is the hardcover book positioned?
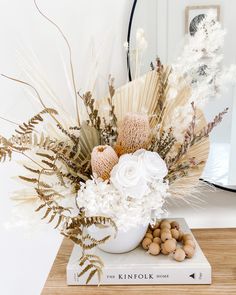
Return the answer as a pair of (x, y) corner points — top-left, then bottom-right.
(67, 218), (211, 285)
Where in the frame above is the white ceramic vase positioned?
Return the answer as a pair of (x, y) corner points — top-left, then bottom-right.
(87, 223), (148, 254)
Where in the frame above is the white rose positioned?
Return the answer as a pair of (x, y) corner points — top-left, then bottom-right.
(134, 149), (168, 180)
(110, 154), (149, 199)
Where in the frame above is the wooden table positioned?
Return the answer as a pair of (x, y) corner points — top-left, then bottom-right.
(42, 229), (236, 294)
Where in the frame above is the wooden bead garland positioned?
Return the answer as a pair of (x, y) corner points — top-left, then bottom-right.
(141, 219), (196, 262)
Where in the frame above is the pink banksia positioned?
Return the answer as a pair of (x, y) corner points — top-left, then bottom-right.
(115, 113), (151, 156)
(91, 145), (118, 180)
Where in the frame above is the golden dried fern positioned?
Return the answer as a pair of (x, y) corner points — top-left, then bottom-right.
(15, 108), (58, 135)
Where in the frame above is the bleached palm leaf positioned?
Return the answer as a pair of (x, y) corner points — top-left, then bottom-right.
(98, 69), (171, 126)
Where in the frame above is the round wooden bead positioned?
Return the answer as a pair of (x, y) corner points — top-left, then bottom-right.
(152, 222), (160, 229)
(171, 228), (179, 240)
(173, 248), (186, 262)
(185, 239), (196, 249)
(161, 243), (169, 255)
(177, 230), (184, 242)
(153, 237), (162, 244)
(161, 232), (172, 242)
(145, 233), (153, 239)
(142, 238), (152, 250)
(164, 239), (176, 253)
(183, 245), (195, 258)
(172, 238), (177, 244)
(148, 243), (160, 255)
(171, 221), (180, 230)
(153, 228), (161, 238)
(160, 221), (171, 230)
(161, 228), (171, 234)
(182, 234), (193, 243)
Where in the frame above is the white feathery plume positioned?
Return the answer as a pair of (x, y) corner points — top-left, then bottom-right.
(169, 11), (236, 108)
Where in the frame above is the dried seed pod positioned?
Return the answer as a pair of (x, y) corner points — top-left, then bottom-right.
(148, 243), (160, 255)
(153, 237), (162, 244)
(91, 145), (118, 180)
(160, 221), (171, 230)
(183, 245), (195, 258)
(177, 230), (184, 242)
(115, 113), (151, 155)
(161, 243), (169, 255)
(161, 232), (172, 242)
(171, 228), (179, 240)
(185, 239), (196, 249)
(142, 238), (152, 250)
(173, 248), (186, 262)
(145, 233), (153, 239)
(171, 221), (180, 230)
(153, 228), (161, 238)
(164, 239), (177, 253)
(182, 234), (193, 243)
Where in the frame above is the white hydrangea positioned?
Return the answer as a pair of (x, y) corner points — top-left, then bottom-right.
(77, 178), (168, 231)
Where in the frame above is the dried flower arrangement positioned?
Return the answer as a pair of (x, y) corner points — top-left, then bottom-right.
(0, 4), (235, 284)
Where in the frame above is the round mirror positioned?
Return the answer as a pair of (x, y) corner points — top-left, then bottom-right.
(127, 0), (236, 191)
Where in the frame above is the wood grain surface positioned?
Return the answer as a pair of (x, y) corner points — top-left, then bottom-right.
(41, 228), (236, 295)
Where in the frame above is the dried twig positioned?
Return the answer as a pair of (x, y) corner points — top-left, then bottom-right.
(33, 0), (80, 127)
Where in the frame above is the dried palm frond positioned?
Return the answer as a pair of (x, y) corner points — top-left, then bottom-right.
(98, 67), (171, 127)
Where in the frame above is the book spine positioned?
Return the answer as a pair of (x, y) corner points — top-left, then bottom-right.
(67, 266), (211, 285)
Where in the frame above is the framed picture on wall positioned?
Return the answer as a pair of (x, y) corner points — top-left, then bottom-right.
(185, 5), (220, 35)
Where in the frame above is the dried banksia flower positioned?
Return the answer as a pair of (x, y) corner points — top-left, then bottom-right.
(91, 145), (118, 180)
(115, 113), (151, 156)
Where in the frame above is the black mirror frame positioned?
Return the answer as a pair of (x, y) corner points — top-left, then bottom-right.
(127, 0), (137, 82)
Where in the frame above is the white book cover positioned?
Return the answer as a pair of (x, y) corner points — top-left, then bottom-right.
(67, 218), (211, 285)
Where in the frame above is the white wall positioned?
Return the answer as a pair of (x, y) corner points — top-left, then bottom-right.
(0, 1), (236, 295)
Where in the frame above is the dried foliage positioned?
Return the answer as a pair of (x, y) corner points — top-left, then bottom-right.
(150, 127), (176, 159)
(15, 108), (58, 135)
(0, 81), (118, 283)
(151, 58), (171, 126)
(100, 77), (118, 145)
(165, 103), (228, 184)
(80, 91), (101, 130)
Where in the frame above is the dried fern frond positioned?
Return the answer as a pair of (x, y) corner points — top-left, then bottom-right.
(0, 136), (13, 162)
(15, 108), (58, 135)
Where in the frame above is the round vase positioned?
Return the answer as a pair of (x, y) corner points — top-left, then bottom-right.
(87, 223), (148, 254)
